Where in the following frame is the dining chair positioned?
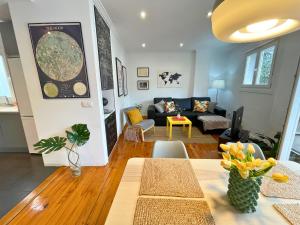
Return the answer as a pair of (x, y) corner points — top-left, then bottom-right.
(227, 142), (266, 160)
(152, 140), (189, 159)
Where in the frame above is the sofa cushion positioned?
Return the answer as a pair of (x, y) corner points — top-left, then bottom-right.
(154, 97), (172, 104)
(154, 100), (165, 113)
(165, 101), (176, 113)
(155, 112), (177, 118)
(191, 97), (210, 109)
(173, 98), (192, 111)
(193, 100), (209, 112)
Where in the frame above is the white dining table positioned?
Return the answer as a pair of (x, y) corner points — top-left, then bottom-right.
(105, 158), (300, 225)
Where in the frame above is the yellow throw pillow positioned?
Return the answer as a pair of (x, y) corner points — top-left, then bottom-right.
(127, 108), (143, 125)
(193, 100), (209, 112)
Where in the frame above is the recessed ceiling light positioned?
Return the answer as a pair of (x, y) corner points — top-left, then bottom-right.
(140, 11), (147, 19)
(180, 43), (184, 47)
(207, 11), (212, 18)
(141, 43), (146, 48)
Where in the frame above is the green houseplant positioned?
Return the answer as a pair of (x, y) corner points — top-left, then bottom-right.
(34, 124), (90, 176)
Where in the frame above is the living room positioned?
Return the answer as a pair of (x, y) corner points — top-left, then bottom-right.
(1, 0), (300, 224)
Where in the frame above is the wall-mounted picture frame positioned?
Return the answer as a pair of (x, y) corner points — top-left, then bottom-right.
(122, 66), (128, 96)
(28, 22), (90, 99)
(157, 71), (183, 88)
(115, 57), (123, 96)
(137, 80), (149, 90)
(137, 67), (149, 77)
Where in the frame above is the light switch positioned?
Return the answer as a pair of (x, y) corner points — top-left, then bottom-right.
(81, 101), (93, 108)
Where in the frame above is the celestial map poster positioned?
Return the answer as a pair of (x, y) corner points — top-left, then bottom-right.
(28, 22), (90, 99)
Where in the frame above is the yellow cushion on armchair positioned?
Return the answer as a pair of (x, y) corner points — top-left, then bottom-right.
(127, 108), (143, 125)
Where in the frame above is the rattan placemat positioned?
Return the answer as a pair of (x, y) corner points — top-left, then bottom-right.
(274, 204), (300, 225)
(139, 158), (203, 198)
(261, 164), (300, 200)
(134, 197), (215, 225)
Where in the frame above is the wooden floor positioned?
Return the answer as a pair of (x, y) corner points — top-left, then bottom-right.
(0, 133), (220, 225)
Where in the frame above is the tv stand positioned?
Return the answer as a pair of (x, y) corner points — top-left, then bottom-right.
(218, 128), (250, 152)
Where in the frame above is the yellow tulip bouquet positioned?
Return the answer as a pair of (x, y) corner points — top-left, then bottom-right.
(220, 142), (288, 213)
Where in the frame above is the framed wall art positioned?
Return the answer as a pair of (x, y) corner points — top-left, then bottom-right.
(137, 67), (149, 77)
(115, 57), (123, 96)
(157, 71), (183, 88)
(137, 80), (149, 90)
(28, 22), (90, 99)
(122, 66), (128, 96)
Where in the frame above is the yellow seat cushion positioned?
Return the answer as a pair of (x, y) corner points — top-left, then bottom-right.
(127, 108), (143, 125)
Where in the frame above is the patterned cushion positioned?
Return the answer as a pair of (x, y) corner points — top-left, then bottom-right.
(165, 101), (176, 113)
(154, 100), (165, 113)
(193, 100), (209, 112)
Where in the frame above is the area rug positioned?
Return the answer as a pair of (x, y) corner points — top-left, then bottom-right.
(144, 126), (217, 144)
(139, 158), (204, 198)
(133, 197), (215, 225)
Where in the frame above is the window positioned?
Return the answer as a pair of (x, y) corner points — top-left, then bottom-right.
(0, 54), (15, 102)
(242, 43), (277, 87)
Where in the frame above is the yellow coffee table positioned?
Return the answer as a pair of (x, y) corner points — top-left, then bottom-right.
(166, 116), (192, 139)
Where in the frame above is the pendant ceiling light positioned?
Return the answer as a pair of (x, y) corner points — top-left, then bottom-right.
(211, 0), (300, 43)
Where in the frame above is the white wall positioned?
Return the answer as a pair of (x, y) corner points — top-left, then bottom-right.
(9, 0), (108, 166)
(215, 31), (300, 136)
(126, 51), (196, 115)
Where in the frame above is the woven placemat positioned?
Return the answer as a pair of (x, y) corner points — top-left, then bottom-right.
(274, 204), (300, 225)
(261, 164), (300, 200)
(139, 158), (204, 198)
(134, 197), (215, 225)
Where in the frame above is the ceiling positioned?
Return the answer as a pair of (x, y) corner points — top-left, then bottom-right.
(101, 0), (232, 52)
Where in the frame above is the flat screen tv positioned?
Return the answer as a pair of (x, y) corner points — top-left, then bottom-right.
(231, 106), (244, 139)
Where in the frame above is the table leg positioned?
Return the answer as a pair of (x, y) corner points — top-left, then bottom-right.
(166, 120), (169, 134)
(169, 124), (173, 140)
(182, 124), (185, 131)
(188, 124), (192, 138)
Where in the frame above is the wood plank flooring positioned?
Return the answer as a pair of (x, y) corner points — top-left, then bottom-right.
(0, 132), (220, 225)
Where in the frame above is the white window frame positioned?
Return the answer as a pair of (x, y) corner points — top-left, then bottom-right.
(242, 41), (278, 89)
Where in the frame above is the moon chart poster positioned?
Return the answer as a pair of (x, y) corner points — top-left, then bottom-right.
(28, 22), (90, 99)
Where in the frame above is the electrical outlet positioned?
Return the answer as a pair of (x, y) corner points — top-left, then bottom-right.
(81, 101), (93, 108)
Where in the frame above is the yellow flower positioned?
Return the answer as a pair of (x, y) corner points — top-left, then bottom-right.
(222, 152), (231, 161)
(272, 173), (289, 183)
(220, 160), (231, 169)
(246, 161), (256, 170)
(235, 151), (245, 160)
(229, 144), (238, 156)
(260, 161), (272, 170)
(237, 141), (244, 151)
(239, 169), (250, 179)
(247, 144), (256, 154)
(233, 160), (247, 171)
(267, 158), (277, 166)
(220, 144), (230, 151)
(252, 158), (263, 167)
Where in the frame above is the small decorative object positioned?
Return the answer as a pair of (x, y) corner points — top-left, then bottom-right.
(135, 104), (143, 111)
(116, 57), (123, 96)
(28, 22), (90, 99)
(122, 66), (128, 96)
(157, 71), (182, 88)
(175, 104), (183, 118)
(220, 142), (289, 213)
(137, 67), (149, 77)
(137, 80), (149, 90)
(102, 97), (108, 106)
(34, 124), (90, 177)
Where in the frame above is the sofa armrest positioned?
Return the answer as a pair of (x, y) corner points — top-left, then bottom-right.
(214, 106), (226, 117)
(147, 105), (156, 119)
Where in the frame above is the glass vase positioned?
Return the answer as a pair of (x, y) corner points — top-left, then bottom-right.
(67, 145), (81, 177)
(227, 169), (262, 213)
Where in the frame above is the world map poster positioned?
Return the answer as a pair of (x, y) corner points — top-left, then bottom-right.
(28, 22), (90, 99)
(157, 71), (183, 88)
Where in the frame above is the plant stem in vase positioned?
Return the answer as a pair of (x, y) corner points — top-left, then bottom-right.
(67, 145), (81, 177)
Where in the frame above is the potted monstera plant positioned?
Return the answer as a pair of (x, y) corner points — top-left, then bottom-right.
(34, 124), (90, 176)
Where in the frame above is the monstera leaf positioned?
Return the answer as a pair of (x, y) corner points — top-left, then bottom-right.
(34, 136), (67, 154)
(66, 124), (90, 146)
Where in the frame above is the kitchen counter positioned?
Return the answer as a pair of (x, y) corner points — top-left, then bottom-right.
(0, 105), (19, 114)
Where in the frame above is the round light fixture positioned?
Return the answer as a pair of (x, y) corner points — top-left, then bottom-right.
(140, 11), (147, 19)
(179, 43), (184, 47)
(211, 0), (300, 43)
(141, 43), (146, 48)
